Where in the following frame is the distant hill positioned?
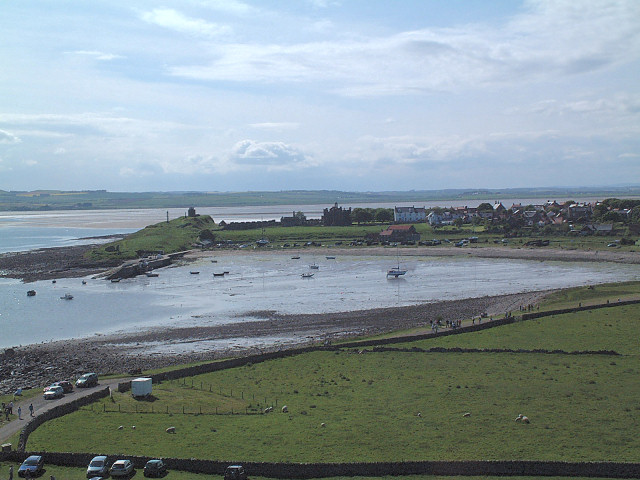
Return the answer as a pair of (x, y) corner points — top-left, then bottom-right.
(1, 187), (640, 211)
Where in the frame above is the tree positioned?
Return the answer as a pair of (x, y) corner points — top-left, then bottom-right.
(374, 208), (393, 223)
(352, 208), (373, 224)
(477, 202), (493, 212)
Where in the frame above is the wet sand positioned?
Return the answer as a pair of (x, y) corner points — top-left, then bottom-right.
(0, 289), (547, 395)
(1, 242), (636, 394)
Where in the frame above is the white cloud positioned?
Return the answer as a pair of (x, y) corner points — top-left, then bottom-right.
(168, 0), (640, 96)
(248, 122), (299, 130)
(229, 139), (314, 170)
(142, 8), (232, 38)
(0, 129), (20, 144)
(67, 50), (124, 61)
(199, 0), (253, 15)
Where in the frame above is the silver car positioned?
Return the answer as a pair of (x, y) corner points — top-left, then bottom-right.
(110, 459), (134, 477)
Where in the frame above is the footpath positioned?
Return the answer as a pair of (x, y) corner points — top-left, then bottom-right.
(0, 377), (129, 445)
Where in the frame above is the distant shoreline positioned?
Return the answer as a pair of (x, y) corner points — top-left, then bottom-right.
(1, 243), (639, 283)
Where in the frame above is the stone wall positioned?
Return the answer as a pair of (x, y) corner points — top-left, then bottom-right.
(1, 450), (639, 478)
(18, 387), (110, 451)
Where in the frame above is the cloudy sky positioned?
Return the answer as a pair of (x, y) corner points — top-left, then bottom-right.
(1, 0), (639, 192)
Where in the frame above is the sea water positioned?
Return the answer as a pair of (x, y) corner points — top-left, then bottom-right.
(0, 253), (637, 349)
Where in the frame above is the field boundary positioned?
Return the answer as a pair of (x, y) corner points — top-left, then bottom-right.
(1, 450), (640, 478)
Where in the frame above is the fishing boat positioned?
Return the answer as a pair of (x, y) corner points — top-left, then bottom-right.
(60, 293), (74, 300)
(213, 272), (225, 277)
(387, 246), (407, 278)
(190, 271), (200, 275)
(82, 280), (87, 285)
(256, 223), (269, 246)
(301, 273), (314, 278)
(291, 256), (301, 260)
(111, 278), (121, 283)
(309, 263), (319, 270)
(325, 256), (336, 260)
(146, 272), (159, 277)
(27, 290), (36, 297)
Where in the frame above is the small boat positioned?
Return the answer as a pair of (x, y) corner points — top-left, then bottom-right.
(111, 278), (121, 283)
(223, 271), (230, 274)
(291, 256), (301, 260)
(60, 293), (73, 300)
(213, 272), (225, 277)
(27, 290), (36, 297)
(309, 264), (319, 270)
(190, 271), (200, 275)
(82, 280), (87, 285)
(386, 245), (406, 278)
(386, 268), (407, 278)
(301, 273), (314, 278)
(52, 280), (56, 284)
(146, 272), (159, 277)
(325, 256), (336, 260)
(211, 260), (218, 263)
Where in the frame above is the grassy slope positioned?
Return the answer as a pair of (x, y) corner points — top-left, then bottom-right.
(27, 301), (640, 463)
(88, 215), (215, 261)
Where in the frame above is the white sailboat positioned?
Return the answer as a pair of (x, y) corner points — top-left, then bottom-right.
(387, 246), (407, 278)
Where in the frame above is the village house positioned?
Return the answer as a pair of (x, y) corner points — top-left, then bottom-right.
(394, 206), (427, 223)
(379, 224), (421, 243)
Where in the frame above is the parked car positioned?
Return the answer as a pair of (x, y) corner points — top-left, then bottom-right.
(18, 455), (44, 477)
(143, 459), (167, 477)
(110, 459), (134, 477)
(76, 372), (98, 388)
(54, 380), (74, 393)
(43, 385), (65, 400)
(86, 455), (109, 478)
(224, 465), (247, 480)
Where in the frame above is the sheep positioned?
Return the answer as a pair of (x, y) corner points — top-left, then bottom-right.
(417, 412), (422, 417)
(264, 406), (274, 414)
(515, 414), (530, 424)
(131, 425), (136, 430)
(463, 412), (471, 417)
(320, 423), (326, 428)
(281, 405), (288, 413)
(522, 416), (530, 424)
(515, 414), (523, 422)
(166, 426), (176, 434)
(117, 425), (124, 430)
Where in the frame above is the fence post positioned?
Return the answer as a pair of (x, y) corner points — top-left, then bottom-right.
(242, 391), (244, 399)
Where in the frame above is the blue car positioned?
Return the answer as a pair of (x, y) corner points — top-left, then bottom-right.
(18, 455), (44, 477)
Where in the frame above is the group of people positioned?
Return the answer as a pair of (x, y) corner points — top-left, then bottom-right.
(1, 401), (34, 421)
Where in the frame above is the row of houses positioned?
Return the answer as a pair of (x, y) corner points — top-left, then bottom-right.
(395, 201), (629, 228)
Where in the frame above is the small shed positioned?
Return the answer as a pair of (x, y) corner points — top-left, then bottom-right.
(131, 377), (152, 398)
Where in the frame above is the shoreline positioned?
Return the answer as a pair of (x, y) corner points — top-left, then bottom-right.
(0, 289), (548, 395)
(1, 243), (637, 394)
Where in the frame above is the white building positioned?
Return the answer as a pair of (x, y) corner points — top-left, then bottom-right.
(394, 206), (427, 223)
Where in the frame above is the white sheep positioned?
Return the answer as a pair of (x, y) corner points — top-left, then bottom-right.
(417, 412), (422, 417)
(131, 425), (136, 430)
(282, 405), (288, 413)
(166, 426), (176, 434)
(463, 412), (471, 417)
(515, 414), (523, 422)
(522, 416), (530, 424)
(117, 425), (124, 430)
(320, 422), (326, 428)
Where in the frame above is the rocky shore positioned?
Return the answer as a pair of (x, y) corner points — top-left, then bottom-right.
(1, 242), (633, 395)
(0, 289), (547, 395)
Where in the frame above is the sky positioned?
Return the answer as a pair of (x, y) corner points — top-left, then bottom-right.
(1, 0), (639, 192)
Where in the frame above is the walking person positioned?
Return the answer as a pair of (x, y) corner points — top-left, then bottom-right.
(7, 401), (13, 415)
(9, 464), (14, 480)
(29, 403), (34, 417)
(17, 406), (22, 420)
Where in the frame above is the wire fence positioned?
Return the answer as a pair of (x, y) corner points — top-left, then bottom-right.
(83, 377), (281, 416)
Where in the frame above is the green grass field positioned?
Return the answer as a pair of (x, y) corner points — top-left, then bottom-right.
(27, 298), (640, 464)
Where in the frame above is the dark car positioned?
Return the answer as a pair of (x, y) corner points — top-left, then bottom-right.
(144, 459), (167, 477)
(18, 455), (44, 477)
(87, 455), (109, 478)
(53, 380), (74, 393)
(76, 372), (98, 388)
(224, 465), (247, 480)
